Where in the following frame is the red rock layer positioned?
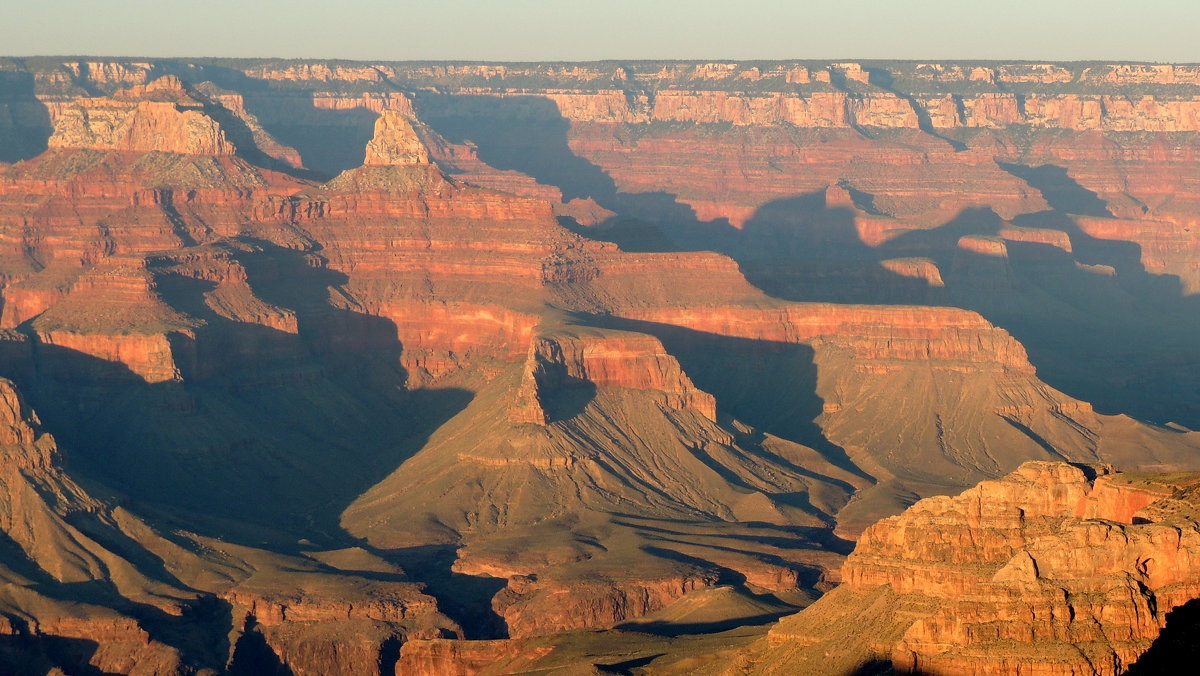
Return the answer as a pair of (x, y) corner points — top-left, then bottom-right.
(618, 303), (1035, 369)
(394, 638), (552, 676)
(746, 462), (1200, 675)
(265, 115), (617, 378)
(510, 330), (716, 424)
(493, 571), (718, 638)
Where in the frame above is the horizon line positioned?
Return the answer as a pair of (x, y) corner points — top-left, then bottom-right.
(5, 55), (1200, 66)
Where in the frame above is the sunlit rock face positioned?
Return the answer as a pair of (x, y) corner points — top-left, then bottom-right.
(744, 462), (1200, 676)
(46, 76), (237, 156)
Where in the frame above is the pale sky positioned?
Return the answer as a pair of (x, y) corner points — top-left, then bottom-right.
(2, 0), (1196, 63)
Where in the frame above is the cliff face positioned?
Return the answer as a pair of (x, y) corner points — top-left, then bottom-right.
(418, 87), (1200, 132)
(492, 570), (720, 638)
(362, 110), (431, 166)
(510, 331), (716, 424)
(394, 638), (552, 676)
(745, 462), (1200, 675)
(219, 59), (1200, 132)
(47, 76), (236, 155)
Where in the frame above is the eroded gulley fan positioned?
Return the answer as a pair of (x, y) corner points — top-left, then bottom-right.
(1, 58), (1200, 674)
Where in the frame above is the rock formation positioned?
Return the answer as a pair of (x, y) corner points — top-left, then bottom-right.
(47, 76), (236, 155)
(362, 110), (431, 166)
(741, 462), (1200, 675)
(509, 330), (717, 425)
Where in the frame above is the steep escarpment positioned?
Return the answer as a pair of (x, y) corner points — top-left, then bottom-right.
(741, 462), (1200, 675)
(351, 60), (1200, 430)
(46, 75), (236, 155)
(291, 110), (610, 380)
(509, 330), (716, 424)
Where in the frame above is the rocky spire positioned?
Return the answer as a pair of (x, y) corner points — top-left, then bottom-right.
(362, 110), (431, 166)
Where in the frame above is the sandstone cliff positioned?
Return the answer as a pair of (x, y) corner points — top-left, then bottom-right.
(741, 462), (1200, 675)
(509, 330), (716, 424)
(362, 110), (431, 166)
(47, 76), (236, 155)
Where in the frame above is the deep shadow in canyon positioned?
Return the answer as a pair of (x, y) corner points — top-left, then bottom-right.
(228, 616), (294, 676)
(582, 313), (870, 491)
(844, 659), (931, 675)
(413, 93), (1200, 429)
(0, 239), (472, 549)
(1123, 598), (1200, 674)
(380, 544), (510, 640)
(0, 69), (52, 162)
(0, 635), (120, 676)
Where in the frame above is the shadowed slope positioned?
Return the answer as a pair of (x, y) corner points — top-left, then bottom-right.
(0, 376), (459, 675)
(344, 326), (851, 637)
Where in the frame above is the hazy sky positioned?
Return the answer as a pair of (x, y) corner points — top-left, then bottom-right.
(3, 0), (1197, 63)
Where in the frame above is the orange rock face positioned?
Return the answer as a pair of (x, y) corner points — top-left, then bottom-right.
(394, 637), (553, 676)
(362, 110), (432, 166)
(618, 303), (1036, 369)
(510, 331), (716, 425)
(47, 76), (236, 155)
(747, 463), (1200, 675)
(493, 571), (720, 638)
(842, 463), (1115, 594)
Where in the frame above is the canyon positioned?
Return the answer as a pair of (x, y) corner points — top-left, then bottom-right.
(0, 56), (1199, 673)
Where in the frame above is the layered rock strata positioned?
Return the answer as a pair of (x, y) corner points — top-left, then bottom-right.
(743, 462), (1200, 675)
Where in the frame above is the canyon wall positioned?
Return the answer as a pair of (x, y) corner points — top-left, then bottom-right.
(744, 462), (1200, 675)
